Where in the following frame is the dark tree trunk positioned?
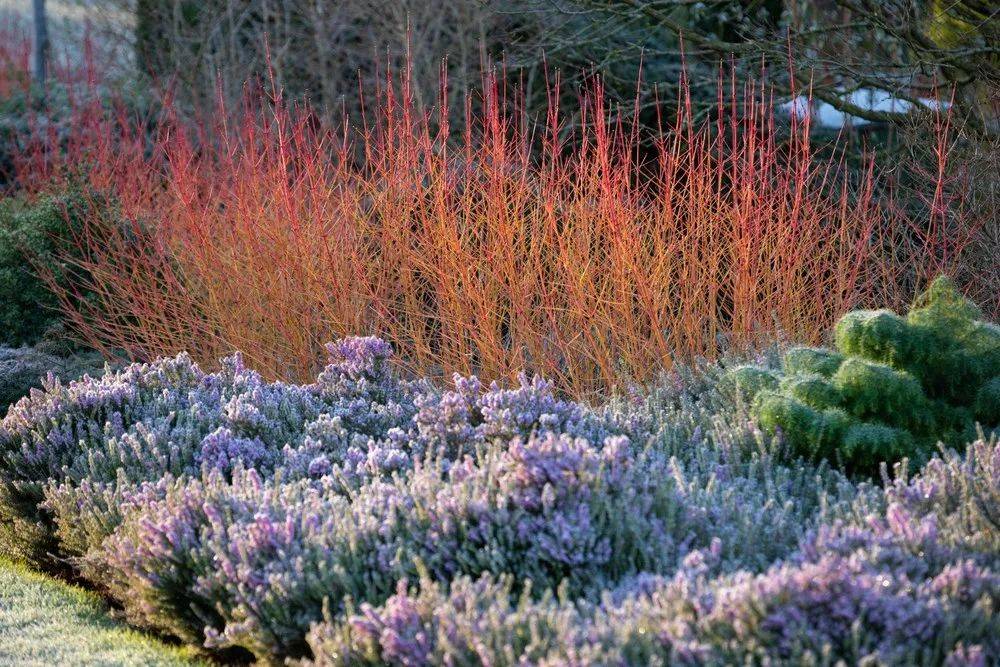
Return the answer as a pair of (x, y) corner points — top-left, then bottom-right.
(32, 0), (49, 86)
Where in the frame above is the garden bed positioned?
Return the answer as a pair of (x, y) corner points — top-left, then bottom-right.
(1, 284), (997, 664)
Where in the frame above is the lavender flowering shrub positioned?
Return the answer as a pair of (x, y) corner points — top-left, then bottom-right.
(0, 351), (323, 564)
(307, 435), (1000, 666)
(0, 353), (206, 563)
(91, 431), (847, 659)
(1, 335), (998, 664)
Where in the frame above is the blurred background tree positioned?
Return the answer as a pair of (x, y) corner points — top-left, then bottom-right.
(523, 1), (997, 133)
(130, 0), (522, 125)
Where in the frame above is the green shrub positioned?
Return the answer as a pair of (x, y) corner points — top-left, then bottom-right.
(778, 373), (842, 410)
(929, 400), (975, 438)
(782, 346), (844, 378)
(831, 359), (931, 433)
(965, 321), (1000, 378)
(753, 392), (849, 460)
(833, 278), (998, 405)
(720, 365), (779, 401)
(834, 309), (942, 375)
(0, 190), (97, 347)
(907, 275), (982, 339)
(840, 423), (914, 472)
(977, 377), (1000, 425)
(906, 277), (998, 403)
(730, 276), (999, 475)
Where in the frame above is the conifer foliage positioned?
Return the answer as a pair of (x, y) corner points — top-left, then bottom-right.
(733, 277), (1000, 473)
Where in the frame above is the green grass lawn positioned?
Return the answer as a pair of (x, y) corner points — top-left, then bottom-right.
(0, 558), (206, 666)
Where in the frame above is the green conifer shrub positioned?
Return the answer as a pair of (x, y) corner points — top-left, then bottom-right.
(0, 189), (100, 347)
(977, 377), (1000, 425)
(778, 373), (842, 409)
(831, 359), (932, 433)
(840, 422), (914, 471)
(721, 365), (779, 400)
(752, 392), (850, 460)
(782, 346), (844, 378)
(731, 276), (999, 474)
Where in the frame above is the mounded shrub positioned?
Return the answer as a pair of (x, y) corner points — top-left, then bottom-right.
(753, 392), (850, 460)
(782, 345), (844, 377)
(929, 400), (977, 443)
(976, 377), (1000, 425)
(778, 372), (842, 409)
(305, 436), (1000, 666)
(831, 358), (932, 433)
(719, 365), (779, 401)
(835, 277), (1000, 405)
(1, 335), (881, 662)
(841, 277), (998, 410)
(965, 322), (1000, 376)
(908, 273), (986, 339)
(0, 189), (103, 347)
(730, 276), (999, 474)
(0, 352), (210, 564)
(840, 422), (915, 472)
(834, 308), (933, 370)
